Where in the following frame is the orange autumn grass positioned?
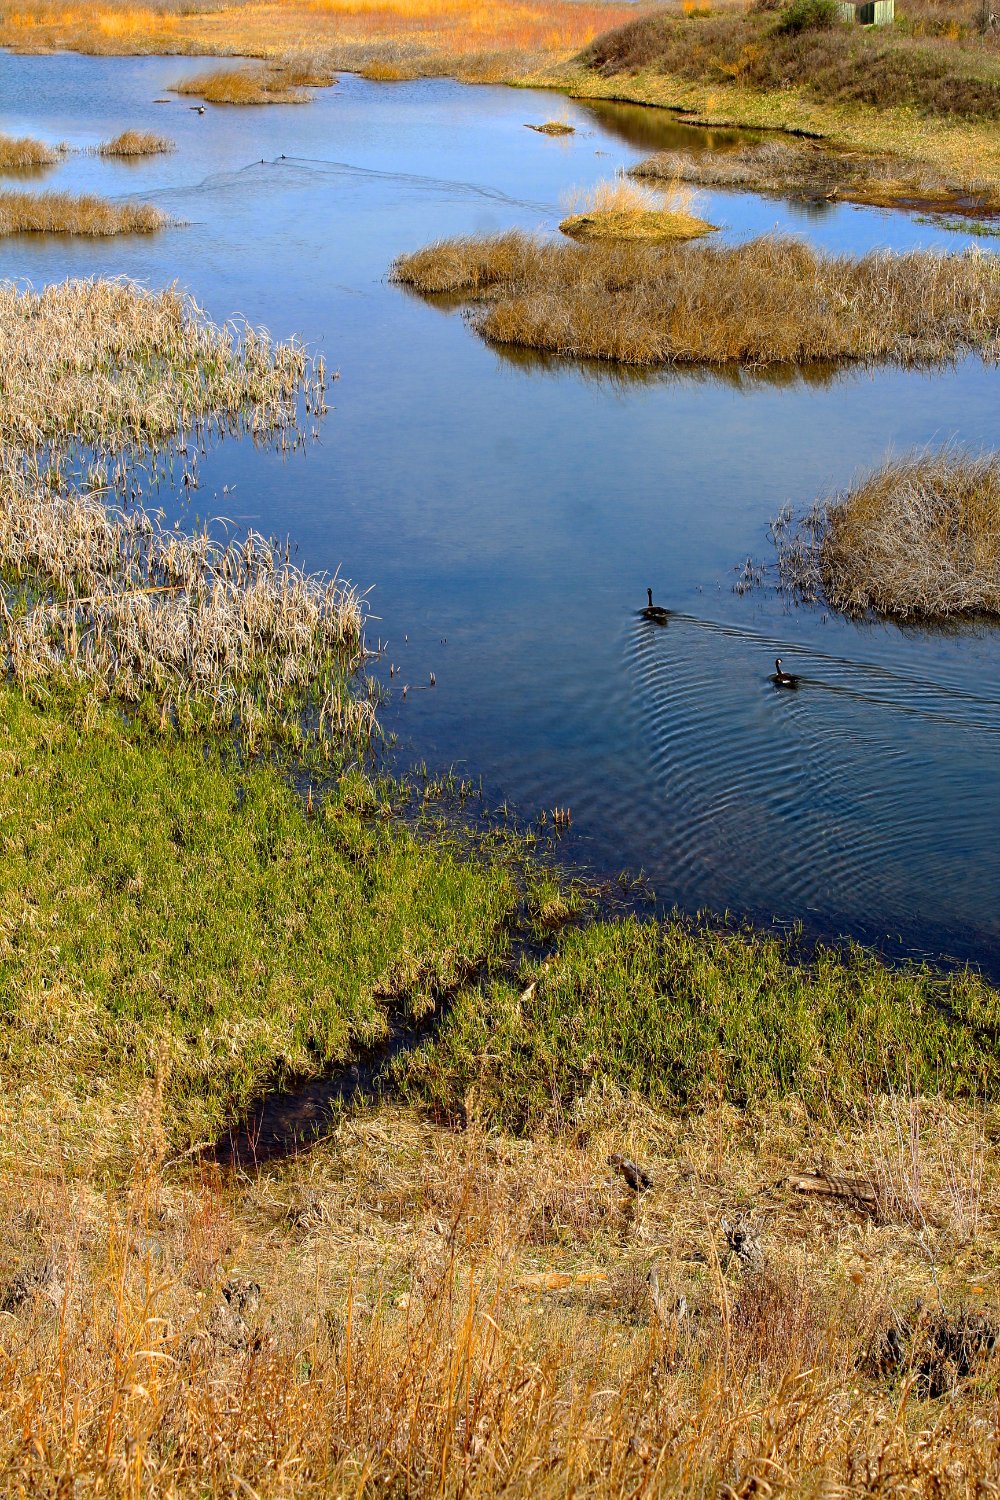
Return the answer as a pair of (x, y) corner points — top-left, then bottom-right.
(0, 0), (639, 80)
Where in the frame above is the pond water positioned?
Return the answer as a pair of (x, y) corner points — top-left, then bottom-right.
(2, 53), (999, 973)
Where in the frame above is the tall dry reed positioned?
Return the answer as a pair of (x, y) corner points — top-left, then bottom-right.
(393, 230), (1000, 368)
(0, 188), (167, 235)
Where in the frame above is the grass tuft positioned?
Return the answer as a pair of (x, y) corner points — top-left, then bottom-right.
(0, 132), (62, 171)
(0, 188), (166, 235)
(96, 127), (174, 155)
(773, 450), (1000, 621)
(559, 173), (716, 241)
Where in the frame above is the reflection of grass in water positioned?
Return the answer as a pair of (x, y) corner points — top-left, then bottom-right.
(392, 229), (1000, 368)
(0, 189), (166, 234)
(775, 450), (1000, 623)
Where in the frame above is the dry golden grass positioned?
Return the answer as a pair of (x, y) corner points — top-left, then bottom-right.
(172, 61), (334, 104)
(1, 1097), (998, 1496)
(96, 127), (173, 155)
(0, 278), (364, 738)
(0, 188), (166, 234)
(559, 174), (716, 242)
(774, 450), (1000, 621)
(0, 0), (637, 82)
(0, 131), (62, 170)
(393, 230), (1000, 369)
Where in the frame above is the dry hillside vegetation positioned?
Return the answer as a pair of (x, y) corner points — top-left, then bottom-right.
(631, 137), (1000, 214)
(773, 450), (1000, 621)
(393, 231), (1000, 368)
(559, 175), (717, 242)
(0, 189), (166, 235)
(583, 0), (1000, 123)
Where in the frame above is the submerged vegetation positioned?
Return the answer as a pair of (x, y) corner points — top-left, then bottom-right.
(96, 127), (173, 155)
(774, 450), (1000, 621)
(559, 174), (716, 242)
(0, 188), (166, 235)
(393, 230), (1000, 369)
(173, 61), (336, 105)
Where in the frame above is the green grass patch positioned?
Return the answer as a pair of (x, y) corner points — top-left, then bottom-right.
(0, 684), (517, 1174)
(402, 915), (1000, 1128)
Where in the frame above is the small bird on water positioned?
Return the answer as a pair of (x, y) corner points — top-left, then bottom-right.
(641, 587), (670, 624)
(772, 657), (799, 689)
(190, 104), (206, 114)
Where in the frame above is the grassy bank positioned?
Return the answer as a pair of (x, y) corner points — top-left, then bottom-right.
(630, 137), (1000, 215)
(0, 684), (518, 1178)
(0, 132), (62, 171)
(773, 450), (1000, 622)
(2, 678), (1000, 1492)
(393, 230), (1000, 369)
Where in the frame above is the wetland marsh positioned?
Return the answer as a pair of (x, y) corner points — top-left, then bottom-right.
(3, 52), (1000, 972)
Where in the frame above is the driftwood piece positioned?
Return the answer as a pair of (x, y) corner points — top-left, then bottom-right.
(786, 1170), (877, 1209)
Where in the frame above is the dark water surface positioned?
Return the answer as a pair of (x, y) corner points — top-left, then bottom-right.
(2, 54), (999, 971)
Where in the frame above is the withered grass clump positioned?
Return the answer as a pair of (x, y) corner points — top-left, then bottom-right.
(173, 60), (335, 105)
(0, 188), (166, 235)
(0, 277), (324, 450)
(96, 128), (174, 156)
(774, 451), (1000, 621)
(392, 230), (1000, 368)
(630, 139), (1000, 214)
(0, 277), (363, 740)
(0, 132), (62, 171)
(559, 174), (716, 242)
(0, 457), (369, 745)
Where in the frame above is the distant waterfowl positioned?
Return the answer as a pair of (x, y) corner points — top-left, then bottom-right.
(641, 587), (670, 623)
(772, 657), (799, 688)
(190, 105), (206, 114)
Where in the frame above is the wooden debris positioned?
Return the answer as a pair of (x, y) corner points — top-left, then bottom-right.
(786, 1170), (877, 1209)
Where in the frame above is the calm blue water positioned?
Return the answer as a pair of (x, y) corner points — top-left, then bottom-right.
(2, 53), (999, 971)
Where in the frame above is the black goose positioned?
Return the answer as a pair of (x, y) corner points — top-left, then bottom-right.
(641, 587), (670, 624)
(771, 657), (799, 689)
